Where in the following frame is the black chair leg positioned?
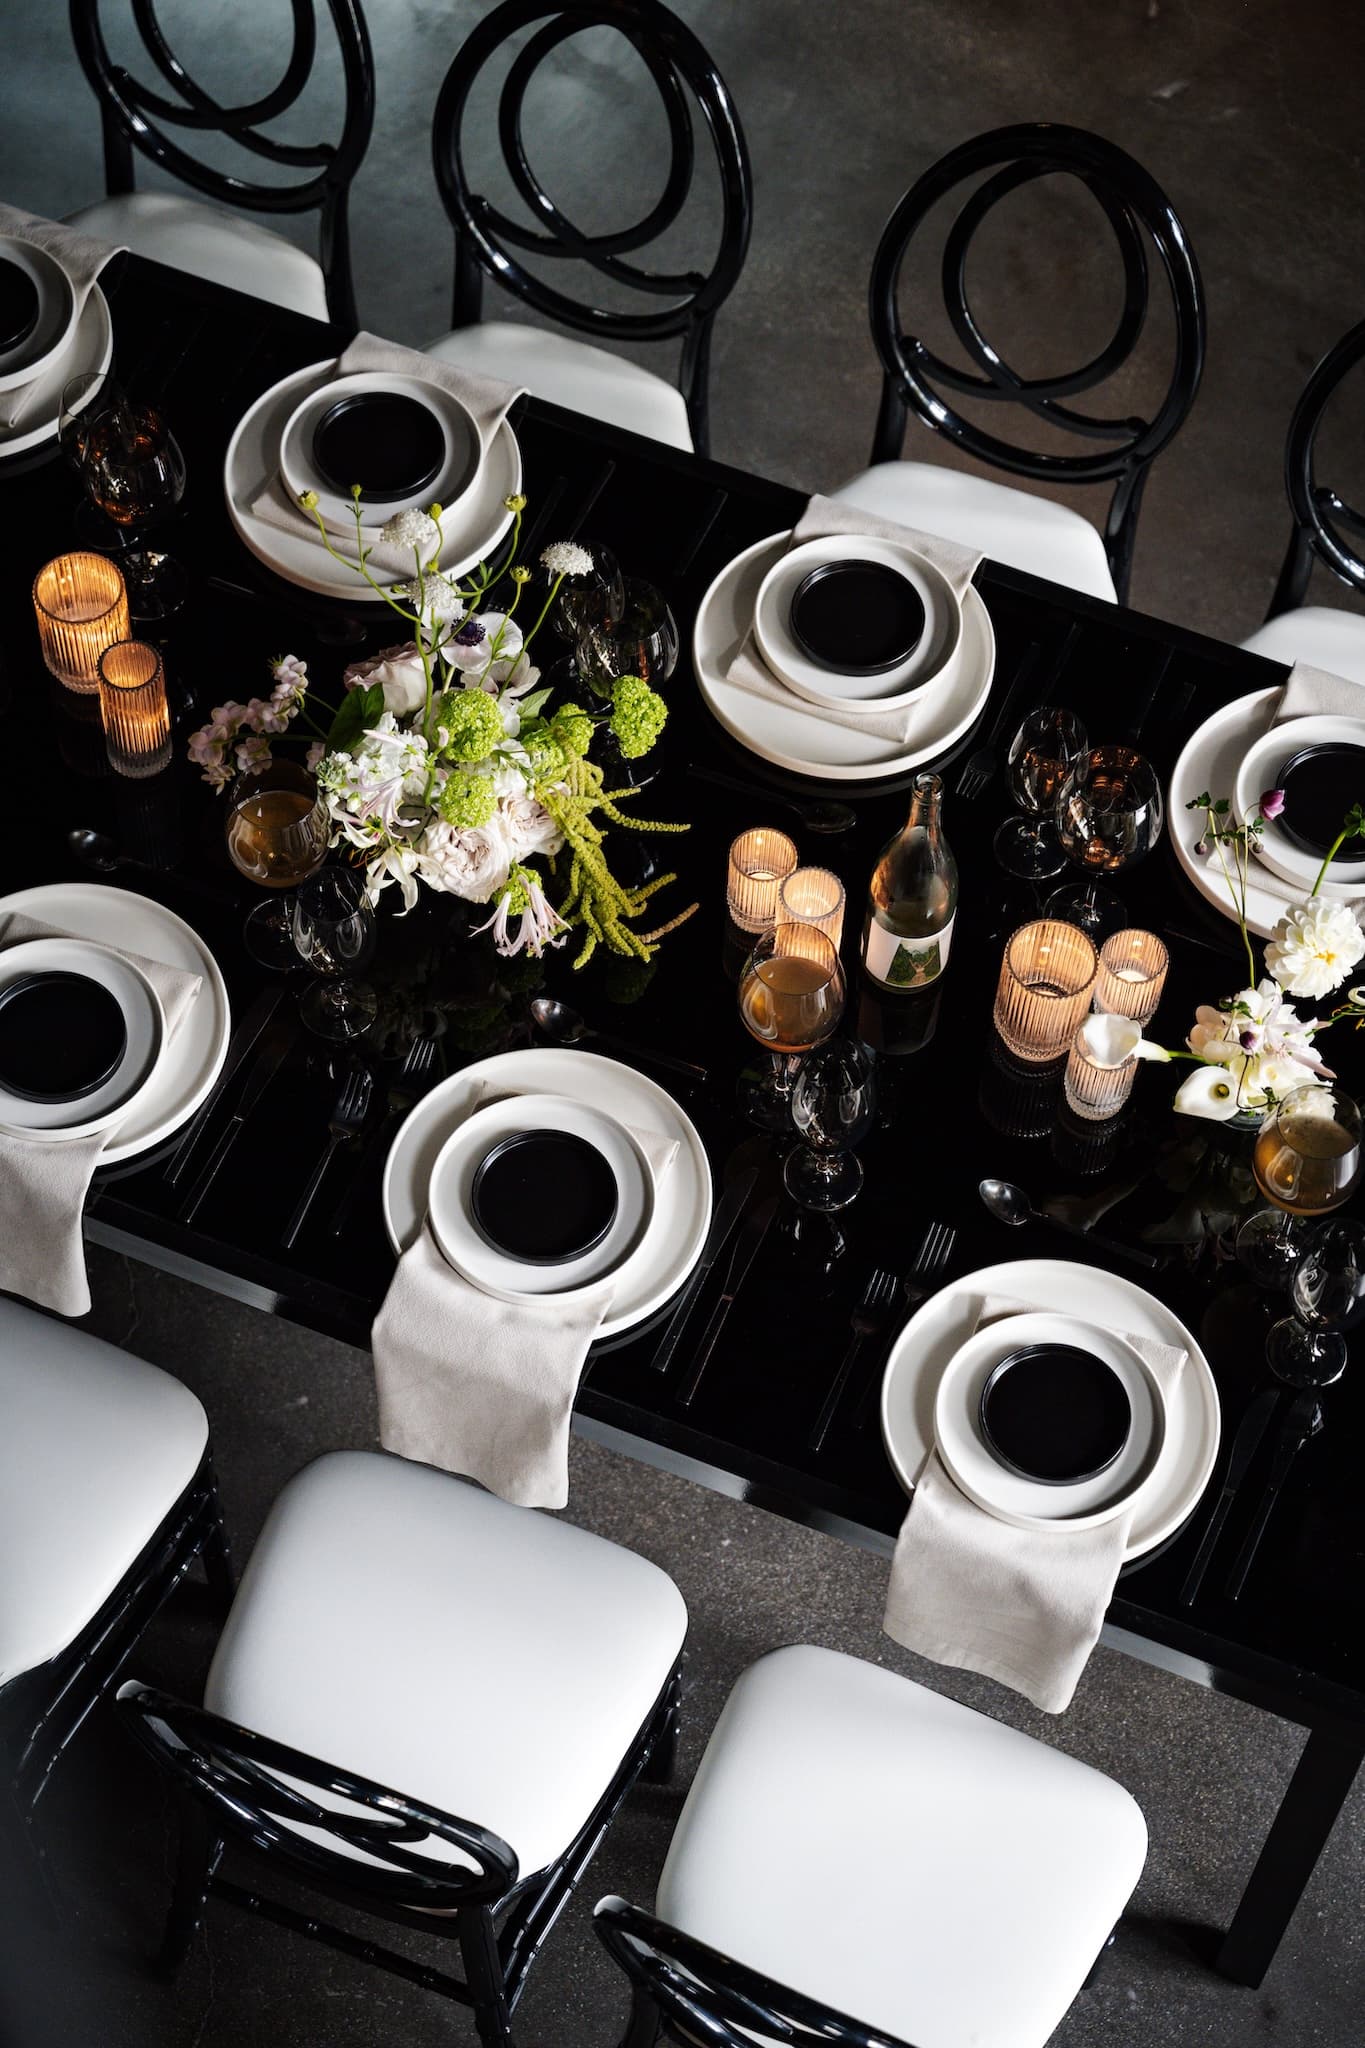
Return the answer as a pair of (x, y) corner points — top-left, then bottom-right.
(461, 1905), (516, 2048)
(641, 1678), (681, 1786)
(623, 1982), (661, 2048)
(1082, 1927), (1117, 1990)
(158, 1798), (222, 1979)
(200, 1506), (235, 1619)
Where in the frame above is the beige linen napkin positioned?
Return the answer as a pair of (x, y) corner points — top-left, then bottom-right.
(0, 202), (125, 430)
(1274, 661), (1365, 725)
(372, 1090), (677, 1509)
(250, 331), (525, 575)
(0, 913), (202, 1317)
(883, 1291), (1186, 1714)
(724, 492), (982, 744)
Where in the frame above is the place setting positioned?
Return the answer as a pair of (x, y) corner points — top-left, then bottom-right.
(692, 492), (996, 781)
(0, 200), (119, 463)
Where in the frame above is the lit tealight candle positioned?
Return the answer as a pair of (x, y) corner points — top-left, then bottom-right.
(33, 553), (130, 694)
(97, 640), (172, 779)
(1095, 928), (1168, 1026)
(727, 828), (798, 934)
(779, 866), (846, 951)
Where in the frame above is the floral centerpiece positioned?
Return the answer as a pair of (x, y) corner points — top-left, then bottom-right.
(189, 494), (694, 965)
(1151, 790), (1365, 1121)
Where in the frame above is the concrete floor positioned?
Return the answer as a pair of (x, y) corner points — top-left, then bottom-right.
(3, 3), (1365, 2045)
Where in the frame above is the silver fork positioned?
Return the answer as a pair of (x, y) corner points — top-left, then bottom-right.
(328, 1036), (437, 1237)
(282, 1066), (374, 1249)
(954, 643), (1043, 800)
(853, 1219), (956, 1429)
(809, 1267), (900, 1453)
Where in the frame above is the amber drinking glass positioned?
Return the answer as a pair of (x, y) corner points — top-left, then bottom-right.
(225, 760), (331, 967)
(738, 923), (845, 1129)
(1237, 1086), (1364, 1287)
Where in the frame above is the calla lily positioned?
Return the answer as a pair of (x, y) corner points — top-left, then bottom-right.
(1078, 1013), (1142, 1065)
(1173, 1066), (1245, 1121)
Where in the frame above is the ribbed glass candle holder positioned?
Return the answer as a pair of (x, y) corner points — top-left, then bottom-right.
(33, 553), (130, 693)
(98, 640), (172, 778)
(727, 827), (798, 934)
(993, 918), (1098, 1064)
(779, 866), (846, 950)
(1095, 927), (1169, 1025)
(1063, 1016), (1140, 1121)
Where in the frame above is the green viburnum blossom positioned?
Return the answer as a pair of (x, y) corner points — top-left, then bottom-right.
(549, 702), (594, 759)
(437, 772), (497, 829)
(610, 674), (667, 759)
(435, 687), (504, 763)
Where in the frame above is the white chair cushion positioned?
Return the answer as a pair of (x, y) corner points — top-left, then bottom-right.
(832, 461), (1117, 602)
(205, 1450), (686, 1880)
(423, 320), (694, 452)
(1240, 605), (1365, 686)
(656, 1645), (1146, 2048)
(0, 1299), (208, 1687)
(65, 193), (329, 323)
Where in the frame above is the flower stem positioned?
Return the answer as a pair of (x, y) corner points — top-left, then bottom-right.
(1311, 828), (1349, 900)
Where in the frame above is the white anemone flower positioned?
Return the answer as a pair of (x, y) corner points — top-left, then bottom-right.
(1265, 896), (1365, 1001)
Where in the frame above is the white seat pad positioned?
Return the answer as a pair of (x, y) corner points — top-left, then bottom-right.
(656, 1645), (1146, 2048)
(205, 1450), (686, 1880)
(833, 461), (1117, 602)
(66, 193), (329, 322)
(0, 1299), (208, 1686)
(1240, 605), (1365, 686)
(424, 321), (693, 452)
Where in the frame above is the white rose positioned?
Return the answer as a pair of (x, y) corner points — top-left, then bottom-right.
(499, 791), (563, 860)
(1265, 897), (1365, 1001)
(415, 820), (511, 904)
(343, 642), (430, 721)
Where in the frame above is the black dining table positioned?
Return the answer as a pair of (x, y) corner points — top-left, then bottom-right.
(5, 254), (1363, 1993)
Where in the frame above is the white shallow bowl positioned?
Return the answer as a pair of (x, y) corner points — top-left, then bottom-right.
(0, 235), (75, 391)
(278, 368), (483, 539)
(931, 1311), (1167, 1535)
(753, 533), (963, 711)
(0, 285), (113, 461)
(0, 936), (164, 1142)
(1232, 712), (1365, 891)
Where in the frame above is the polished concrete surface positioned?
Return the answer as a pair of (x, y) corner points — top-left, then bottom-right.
(3, 2), (1365, 2043)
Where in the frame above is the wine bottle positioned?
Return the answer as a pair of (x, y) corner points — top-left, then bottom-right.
(861, 771), (958, 990)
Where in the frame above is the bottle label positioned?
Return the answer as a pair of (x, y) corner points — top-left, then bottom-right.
(863, 912), (955, 990)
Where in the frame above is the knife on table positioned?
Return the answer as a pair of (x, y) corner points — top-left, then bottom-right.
(649, 1167), (759, 1376)
(1226, 1390), (1324, 1602)
(676, 1193), (778, 1409)
(1178, 1386), (1281, 1608)
(178, 1015), (296, 1225)
(164, 985), (286, 1189)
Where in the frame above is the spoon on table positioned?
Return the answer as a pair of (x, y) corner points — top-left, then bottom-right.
(530, 997), (709, 1085)
(978, 1176), (1160, 1269)
(68, 827), (237, 907)
(687, 765), (857, 837)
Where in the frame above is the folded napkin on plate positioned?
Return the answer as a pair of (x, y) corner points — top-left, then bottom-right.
(0, 202), (125, 431)
(882, 1290), (1186, 1713)
(724, 493), (982, 745)
(250, 331), (525, 575)
(0, 912), (202, 1317)
(372, 1089), (677, 1509)
(1273, 660), (1365, 726)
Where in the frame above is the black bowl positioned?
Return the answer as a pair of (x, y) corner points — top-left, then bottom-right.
(312, 391), (448, 505)
(0, 255), (39, 356)
(0, 971), (127, 1103)
(789, 558), (927, 676)
(470, 1129), (619, 1266)
(979, 1342), (1132, 1486)
(1275, 742), (1365, 862)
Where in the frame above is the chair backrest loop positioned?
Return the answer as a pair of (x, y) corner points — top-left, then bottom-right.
(1267, 317), (1365, 615)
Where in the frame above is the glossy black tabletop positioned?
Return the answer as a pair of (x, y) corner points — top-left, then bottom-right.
(5, 258), (1363, 1731)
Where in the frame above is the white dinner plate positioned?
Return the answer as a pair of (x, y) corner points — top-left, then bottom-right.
(693, 530), (994, 781)
(428, 1091), (653, 1300)
(1170, 687), (1364, 938)
(0, 937), (163, 1140)
(0, 284), (112, 461)
(932, 1311), (1166, 1535)
(0, 884), (231, 1163)
(278, 369), (481, 537)
(0, 235), (75, 390)
(753, 533), (961, 710)
(383, 1047), (711, 1341)
(1231, 713), (1365, 891)
(224, 357), (521, 601)
(880, 1258), (1220, 1562)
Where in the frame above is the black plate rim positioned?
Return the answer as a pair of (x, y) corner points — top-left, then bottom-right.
(978, 1341), (1133, 1487)
(789, 557), (927, 676)
(311, 389), (448, 505)
(1274, 741), (1365, 861)
(469, 1127), (620, 1266)
(0, 969), (128, 1104)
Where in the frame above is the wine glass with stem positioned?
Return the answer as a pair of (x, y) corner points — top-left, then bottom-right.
(1266, 1218), (1365, 1387)
(224, 759), (331, 969)
(1046, 743), (1164, 939)
(1237, 1084), (1363, 1287)
(59, 375), (187, 618)
(576, 577), (679, 699)
(994, 706), (1089, 878)
(737, 923), (846, 1131)
(292, 867), (379, 1041)
(785, 1035), (878, 1210)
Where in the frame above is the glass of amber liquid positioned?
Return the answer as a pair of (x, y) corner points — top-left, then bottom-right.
(225, 759), (331, 967)
(737, 922), (845, 1129)
(1237, 1085), (1364, 1287)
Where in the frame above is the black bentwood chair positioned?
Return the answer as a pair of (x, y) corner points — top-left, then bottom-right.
(835, 123), (1206, 606)
(118, 1450), (686, 2048)
(0, 1298), (231, 1906)
(595, 1647), (1148, 2048)
(1241, 317), (1365, 682)
(66, 0), (374, 328)
(427, 0), (752, 455)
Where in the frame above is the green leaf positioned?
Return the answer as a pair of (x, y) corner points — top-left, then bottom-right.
(1185, 792), (1211, 811)
(325, 682), (385, 755)
(1212, 798), (1230, 815)
(516, 687), (552, 721)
